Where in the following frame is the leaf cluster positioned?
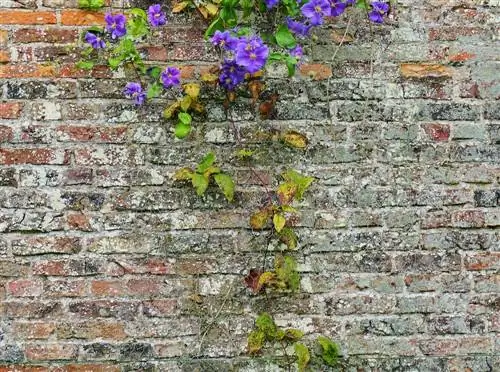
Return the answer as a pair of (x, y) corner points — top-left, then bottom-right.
(174, 152), (235, 202)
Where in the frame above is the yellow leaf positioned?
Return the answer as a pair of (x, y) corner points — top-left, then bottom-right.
(277, 182), (298, 205)
(273, 213), (286, 233)
(250, 209), (271, 230)
(163, 101), (181, 119)
(205, 3), (219, 16)
(201, 73), (218, 83)
(281, 131), (308, 149)
(256, 271), (276, 292)
(180, 95), (192, 111)
(172, 1), (190, 12)
(191, 101), (205, 113)
(197, 5), (209, 18)
(173, 167), (194, 180)
(183, 83), (200, 99)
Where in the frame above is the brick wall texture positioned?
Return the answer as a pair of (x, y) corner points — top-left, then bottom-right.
(0, 0), (499, 371)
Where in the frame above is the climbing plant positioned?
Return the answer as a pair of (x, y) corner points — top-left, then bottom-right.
(77, 0), (392, 369)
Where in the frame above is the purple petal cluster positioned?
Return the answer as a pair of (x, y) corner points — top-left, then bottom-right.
(329, 0), (347, 17)
(286, 17), (312, 38)
(85, 32), (105, 49)
(290, 45), (304, 60)
(369, 1), (389, 23)
(300, 0), (331, 26)
(124, 82), (146, 105)
(210, 30), (238, 51)
(161, 67), (181, 88)
(105, 13), (127, 39)
(148, 4), (167, 27)
(235, 36), (269, 73)
(264, 0), (280, 9)
(219, 59), (247, 90)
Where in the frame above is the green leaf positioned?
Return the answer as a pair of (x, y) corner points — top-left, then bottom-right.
(286, 56), (297, 77)
(196, 152), (216, 173)
(317, 336), (341, 367)
(268, 52), (285, 62)
(355, 0), (370, 9)
(175, 121), (191, 139)
(75, 60), (94, 70)
(273, 213), (286, 233)
(108, 57), (122, 70)
(278, 227), (298, 250)
(294, 342), (310, 372)
(247, 330), (265, 354)
(79, 0), (105, 10)
(236, 148), (255, 159)
(282, 170), (314, 200)
(285, 329), (304, 341)
(214, 173), (235, 202)
(250, 208), (271, 230)
(277, 182), (298, 205)
(178, 112), (192, 125)
(203, 166), (221, 178)
(146, 83), (162, 99)
(192, 173), (209, 196)
(255, 313), (277, 340)
(275, 25), (296, 49)
(148, 66), (162, 79)
(275, 255), (300, 291)
(205, 17), (224, 38)
(220, 7), (237, 26)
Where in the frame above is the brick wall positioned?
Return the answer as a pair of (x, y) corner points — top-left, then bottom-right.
(0, 0), (499, 370)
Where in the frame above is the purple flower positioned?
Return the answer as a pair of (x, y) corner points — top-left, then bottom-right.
(105, 13), (127, 39)
(301, 0), (331, 26)
(264, 0), (279, 9)
(368, 1), (389, 23)
(161, 66), (181, 88)
(235, 36), (269, 74)
(286, 17), (312, 38)
(84, 32), (105, 49)
(148, 4), (167, 27)
(290, 45), (303, 59)
(124, 82), (146, 105)
(219, 59), (247, 90)
(210, 30), (239, 51)
(329, 0), (347, 17)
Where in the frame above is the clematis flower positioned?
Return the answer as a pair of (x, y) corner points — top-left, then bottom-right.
(147, 4), (167, 27)
(235, 36), (269, 74)
(124, 82), (146, 105)
(264, 0), (279, 9)
(329, 0), (347, 17)
(290, 45), (304, 60)
(286, 17), (312, 38)
(84, 32), (105, 49)
(105, 13), (127, 39)
(368, 1), (389, 23)
(218, 59), (247, 90)
(161, 66), (181, 88)
(301, 0), (331, 26)
(210, 30), (239, 51)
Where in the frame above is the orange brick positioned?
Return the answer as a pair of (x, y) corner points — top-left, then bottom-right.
(299, 63), (332, 80)
(400, 63), (452, 78)
(0, 64), (56, 78)
(0, 50), (10, 63)
(0, 11), (56, 25)
(0, 30), (8, 46)
(0, 103), (22, 119)
(61, 10), (106, 26)
(12, 322), (56, 339)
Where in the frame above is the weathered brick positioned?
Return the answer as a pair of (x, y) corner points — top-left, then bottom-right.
(25, 344), (78, 361)
(61, 10), (106, 25)
(13, 28), (79, 43)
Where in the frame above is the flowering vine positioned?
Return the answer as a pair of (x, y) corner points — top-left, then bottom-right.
(77, 0), (392, 368)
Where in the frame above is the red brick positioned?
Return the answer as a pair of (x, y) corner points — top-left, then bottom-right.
(7, 279), (43, 297)
(0, 102), (22, 119)
(142, 299), (178, 317)
(422, 123), (450, 142)
(11, 236), (82, 255)
(57, 365), (120, 372)
(25, 343), (78, 361)
(421, 210), (451, 229)
(0, 149), (69, 165)
(58, 63), (112, 79)
(127, 279), (162, 296)
(61, 10), (106, 26)
(91, 280), (126, 297)
(0, 367), (48, 372)
(0, 50), (10, 63)
(452, 210), (485, 228)
(11, 321), (56, 339)
(0, 11), (56, 25)
(13, 28), (79, 44)
(43, 279), (87, 298)
(62, 168), (93, 185)
(66, 213), (92, 231)
(0, 125), (13, 142)
(56, 125), (128, 143)
(464, 252), (500, 271)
